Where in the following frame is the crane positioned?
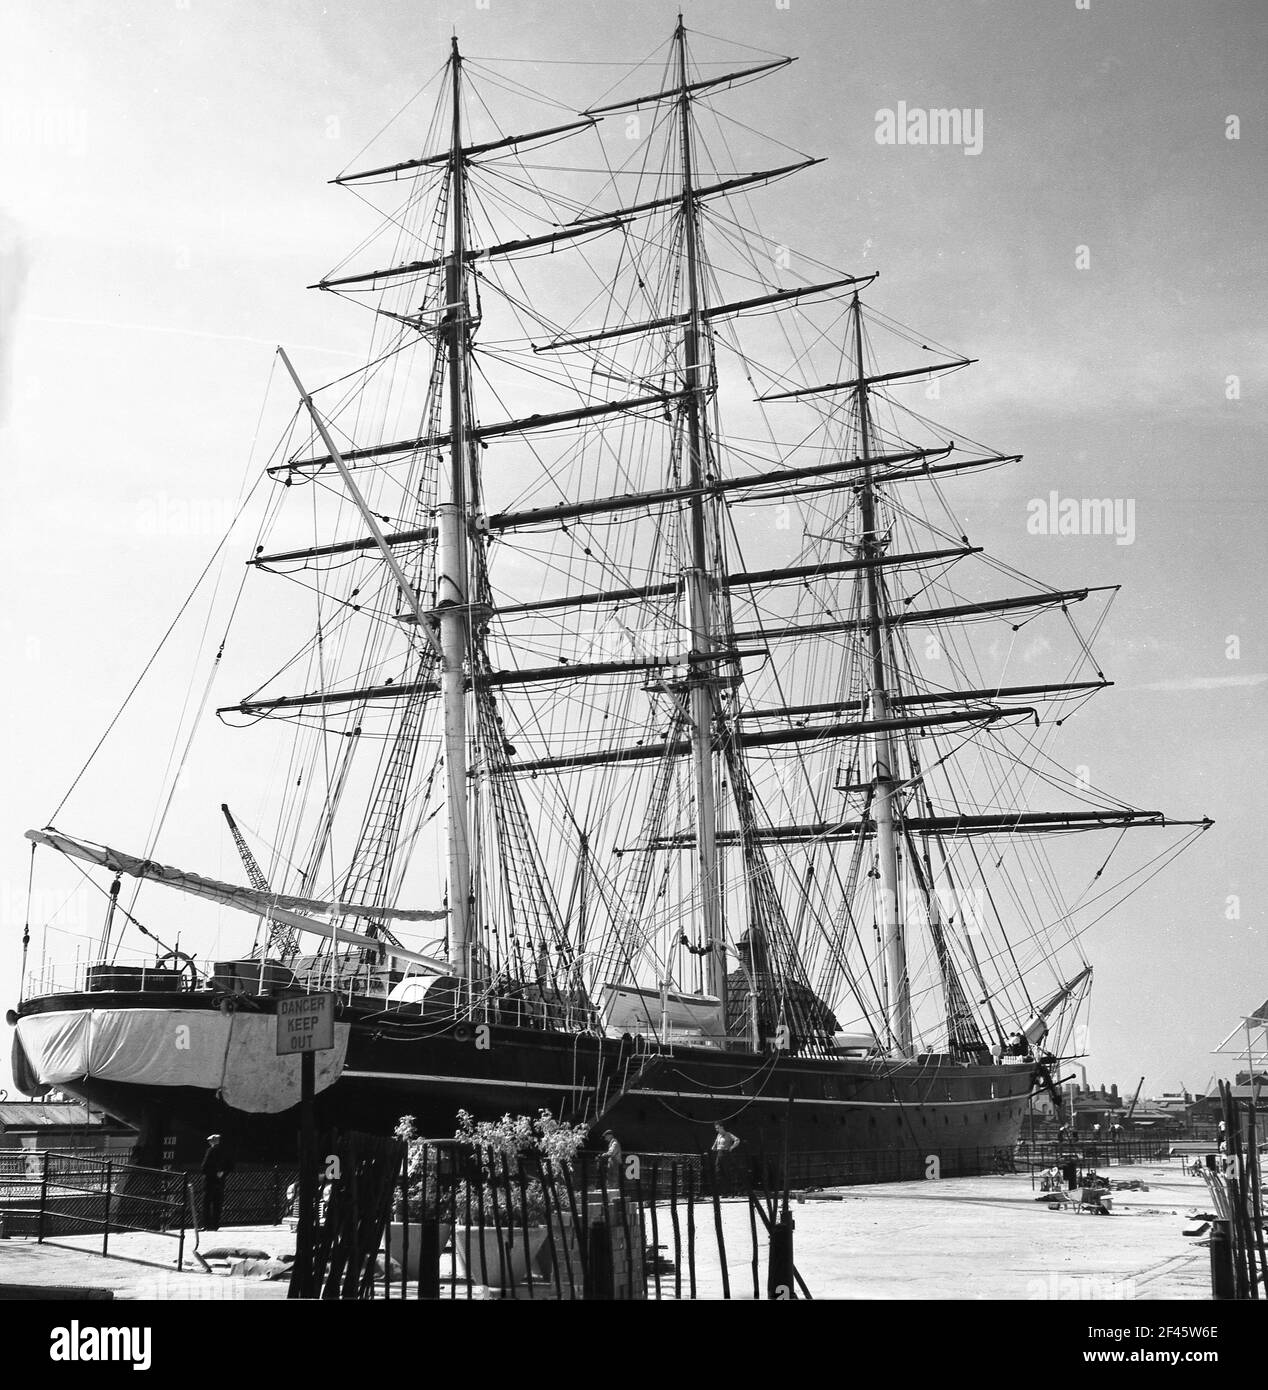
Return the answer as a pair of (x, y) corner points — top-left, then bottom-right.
(221, 804), (300, 962)
(1125, 1076), (1145, 1124)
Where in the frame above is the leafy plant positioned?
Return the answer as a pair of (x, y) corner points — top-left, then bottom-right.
(393, 1114), (440, 1214)
(394, 1111), (590, 1225)
(454, 1109), (589, 1168)
(454, 1110), (589, 1226)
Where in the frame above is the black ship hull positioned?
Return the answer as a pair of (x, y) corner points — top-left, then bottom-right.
(12, 990), (1035, 1181)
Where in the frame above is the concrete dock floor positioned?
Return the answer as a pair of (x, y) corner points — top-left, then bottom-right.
(696, 1162), (1214, 1300)
(0, 1162), (1221, 1301)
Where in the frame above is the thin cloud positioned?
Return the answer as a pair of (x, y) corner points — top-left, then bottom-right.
(0, 211), (29, 423)
(1137, 674), (1268, 692)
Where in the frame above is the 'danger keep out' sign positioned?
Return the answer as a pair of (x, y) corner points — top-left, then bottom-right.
(276, 992), (335, 1055)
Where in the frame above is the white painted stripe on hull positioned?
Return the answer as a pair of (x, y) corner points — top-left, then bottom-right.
(607, 1088), (1025, 1108)
(342, 1070), (1027, 1107)
(343, 1070), (582, 1091)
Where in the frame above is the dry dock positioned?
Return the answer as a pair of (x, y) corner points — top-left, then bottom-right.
(0, 1160), (1214, 1301)
(697, 1162), (1212, 1300)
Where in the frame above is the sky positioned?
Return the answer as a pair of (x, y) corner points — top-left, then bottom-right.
(0, 0), (1264, 1102)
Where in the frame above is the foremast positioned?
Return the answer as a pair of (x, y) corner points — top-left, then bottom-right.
(439, 36), (475, 983)
(674, 16), (726, 1009)
(851, 293), (913, 1055)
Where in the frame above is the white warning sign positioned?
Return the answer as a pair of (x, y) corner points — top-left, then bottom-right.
(276, 992), (335, 1055)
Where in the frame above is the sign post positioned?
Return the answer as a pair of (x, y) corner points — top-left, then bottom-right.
(279, 992), (335, 1299)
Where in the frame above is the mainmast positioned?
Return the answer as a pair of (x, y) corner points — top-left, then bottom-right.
(852, 292), (913, 1054)
(675, 17), (726, 1008)
(438, 36), (475, 982)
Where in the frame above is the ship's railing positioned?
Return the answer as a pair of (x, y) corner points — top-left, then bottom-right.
(20, 960), (78, 999)
(20, 956), (200, 1000)
(290, 958), (392, 1003)
(284, 965), (601, 1031)
(0, 1150), (192, 1261)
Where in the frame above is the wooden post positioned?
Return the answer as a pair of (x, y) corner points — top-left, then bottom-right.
(686, 1166), (697, 1300)
(1228, 1175), (1255, 1300)
(37, 1151), (49, 1244)
(418, 1217), (441, 1300)
(767, 1210), (796, 1299)
(102, 1160), (112, 1256)
(289, 1049), (317, 1298)
(613, 1159), (634, 1298)
(398, 1152), (408, 1300)
(513, 1153), (535, 1299)
(556, 1156), (581, 1299)
(451, 1155), (463, 1301)
(177, 1174), (190, 1271)
(574, 1152), (589, 1293)
(1209, 1221), (1235, 1300)
(747, 1193), (761, 1300)
(668, 1162), (682, 1301)
(709, 1155), (730, 1300)
(341, 1134), (361, 1299)
(538, 1158), (564, 1301)
(648, 1159), (662, 1302)
(1218, 1080), (1250, 1297)
(1245, 1093), (1268, 1293)
(585, 1217), (613, 1299)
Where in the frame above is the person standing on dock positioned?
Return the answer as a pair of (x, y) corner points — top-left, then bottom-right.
(200, 1133), (233, 1230)
(601, 1129), (622, 1191)
(711, 1122), (741, 1186)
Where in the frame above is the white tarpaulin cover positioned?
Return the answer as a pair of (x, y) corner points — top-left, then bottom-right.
(220, 1015), (349, 1112)
(15, 1009), (348, 1113)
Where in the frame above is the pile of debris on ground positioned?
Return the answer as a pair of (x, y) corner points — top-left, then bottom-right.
(199, 1243), (403, 1283)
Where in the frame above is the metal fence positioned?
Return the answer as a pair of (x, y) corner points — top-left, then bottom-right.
(183, 1163), (297, 1228)
(358, 1141), (811, 1301)
(1015, 1139), (1174, 1171)
(0, 1150), (191, 1265)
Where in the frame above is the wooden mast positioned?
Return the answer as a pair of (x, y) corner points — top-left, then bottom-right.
(438, 35), (475, 984)
(852, 291), (913, 1055)
(675, 16), (726, 1012)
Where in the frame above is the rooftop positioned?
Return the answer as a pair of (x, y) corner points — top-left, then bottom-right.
(0, 1103), (124, 1130)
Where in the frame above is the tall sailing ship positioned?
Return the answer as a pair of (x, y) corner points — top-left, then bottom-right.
(9, 22), (1210, 1177)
